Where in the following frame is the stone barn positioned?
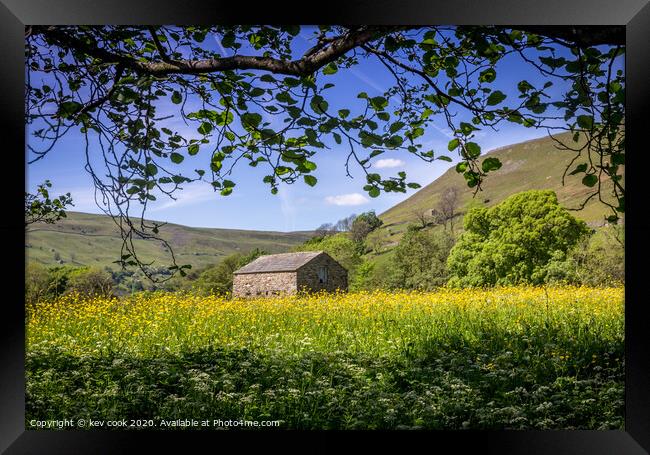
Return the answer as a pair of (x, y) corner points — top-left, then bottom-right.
(232, 251), (347, 297)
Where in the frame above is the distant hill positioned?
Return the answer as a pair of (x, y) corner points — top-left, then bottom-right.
(25, 211), (314, 270)
(26, 132), (623, 272)
(380, 132), (622, 230)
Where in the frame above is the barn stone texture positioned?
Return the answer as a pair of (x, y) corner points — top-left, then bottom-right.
(232, 251), (347, 298)
(232, 272), (297, 297)
(296, 253), (348, 293)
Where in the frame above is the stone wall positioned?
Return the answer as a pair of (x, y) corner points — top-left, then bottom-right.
(232, 272), (297, 298)
(297, 254), (348, 293)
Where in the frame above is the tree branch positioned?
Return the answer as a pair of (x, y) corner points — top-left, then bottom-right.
(35, 26), (392, 77)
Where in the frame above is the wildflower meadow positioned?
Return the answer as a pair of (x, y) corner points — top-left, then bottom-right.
(26, 286), (624, 430)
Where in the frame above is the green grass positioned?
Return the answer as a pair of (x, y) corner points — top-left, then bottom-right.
(25, 211), (314, 270)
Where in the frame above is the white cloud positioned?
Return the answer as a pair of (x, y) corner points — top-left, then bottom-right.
(149, 183), (219, 212)
(324, 193), (369, 206)
(374, 158), (405, 169)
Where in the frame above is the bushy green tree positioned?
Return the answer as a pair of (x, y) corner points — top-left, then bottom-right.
(65, 267), (115, 299)
(447, 190), (590, 286)
(44, 265), (80, 298)
(349, 260), (376, 291)
(350, 210), (384, 246)
(389, 226), (455, 290)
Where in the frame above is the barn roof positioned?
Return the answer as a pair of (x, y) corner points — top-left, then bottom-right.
(233, 251), (326, 274)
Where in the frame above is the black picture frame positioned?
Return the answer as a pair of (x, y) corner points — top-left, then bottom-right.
(2, 0), (649, 452)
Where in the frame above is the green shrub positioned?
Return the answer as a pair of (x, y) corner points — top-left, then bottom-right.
(545, 225), (625, 286)
(65, 267), (114, 299)
(389, 226), (455, 290)
(25, 263), (51, 306)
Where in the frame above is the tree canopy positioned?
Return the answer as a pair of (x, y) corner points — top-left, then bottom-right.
(447, 190), (590, 286)
(25, 25), (624, 280)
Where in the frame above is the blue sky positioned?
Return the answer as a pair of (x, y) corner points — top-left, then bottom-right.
(26, 27), (618, 232)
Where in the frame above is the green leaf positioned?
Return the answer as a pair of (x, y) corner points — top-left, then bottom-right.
(323, 62), (338, 75)
(465, 142), (481, 159)
(283, 77), (300, 87)
(459, 122), (476, 135)
(145, 163), (158, 176)
(569, 163), (588, 175)
(486, 90), (507, 105)
(286, 25), (300, 36)
(385, 135), (404, 148)
(448, 138), (460, 151)
(368, 187), (380, 198)
(407, 182), (421, 189)
(370, 96), (388, 111)
(197, 122), (213, 135)
(188, 144), (200, 156)
(170, 152), (184, 164)
(517, 80), (534, 93)
(565, 61), (581, 73)
(220, 187), (233, 196)
(249, 87), (265, 97)
(241, 113), (262, 129)
(478, 68), (496, 83)
(310, 95), (329, 114)
(611, 153), (625, 165)
(171, 91), (182, 104)
(481, 157), (502, 172)
(582, 174), (598, 187)
(577, 115), (594, 130)
(217, 111), (234, 126)
(437, 155), (452, 162)
(57, 101), (82, 118)
(303, 175), (317, 187)
(211, 152), (225, 172)
(303, 161), (317, 171)
(338, 109), (350, 119)
(389, 121), (405, 134)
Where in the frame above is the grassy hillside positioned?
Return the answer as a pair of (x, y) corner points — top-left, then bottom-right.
(380, 132), (622, 232)
(25, 211), (314, 270)
(26, 133), (623, 273)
